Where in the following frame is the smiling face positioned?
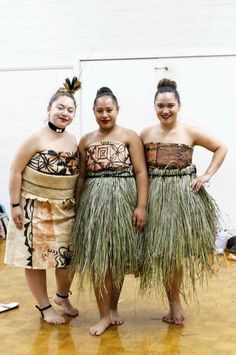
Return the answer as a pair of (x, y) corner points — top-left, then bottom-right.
(154, 92), (180, 126)
(93, 96), (119, 131)
(47, 95), (76, 129)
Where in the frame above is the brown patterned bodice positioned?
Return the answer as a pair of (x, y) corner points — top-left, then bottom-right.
(86, 141), (132, 172)
(28, 150), (79, 176)
(144, 143), (193, 169)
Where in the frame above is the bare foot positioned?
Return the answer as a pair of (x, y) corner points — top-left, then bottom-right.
(162, 302), (184, 325)
(89, 317), (111, 336)
(110, 310), (124, 325)
(162, 311), (174, 324)
(39, 306), (66, 325)
(54, 295), (79, 317)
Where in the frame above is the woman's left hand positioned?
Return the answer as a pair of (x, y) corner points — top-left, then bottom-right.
(190, 173), (211, 192)
(132, 206), (147, 231)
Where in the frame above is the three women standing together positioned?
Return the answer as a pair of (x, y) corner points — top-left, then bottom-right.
(5, 77), (227, 334)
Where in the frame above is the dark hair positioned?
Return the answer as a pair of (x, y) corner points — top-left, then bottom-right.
(48, 77), (81, 108)
(154, 78), (180, 104)
(48, 91), (76, 108)
(93, 87), (119, 109)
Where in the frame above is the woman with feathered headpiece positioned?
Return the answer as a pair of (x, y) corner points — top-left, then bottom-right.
(4, 77), (81, 325)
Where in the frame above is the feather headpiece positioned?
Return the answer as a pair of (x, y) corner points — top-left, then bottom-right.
(57, 76), (81, 95)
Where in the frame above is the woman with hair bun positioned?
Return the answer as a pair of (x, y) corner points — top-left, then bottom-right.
(71, 87), (148, 335)
(4, 77), (81, 324)
(140, 78), (227, 325)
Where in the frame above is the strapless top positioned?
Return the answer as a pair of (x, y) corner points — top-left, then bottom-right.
(28, 150), (79, 176)
(144, 143), (193, 169)
(86, 141), (132, 172)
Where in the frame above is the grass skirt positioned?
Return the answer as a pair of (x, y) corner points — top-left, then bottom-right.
(140, 164), (219, 297)
(71, 169), (140, 290)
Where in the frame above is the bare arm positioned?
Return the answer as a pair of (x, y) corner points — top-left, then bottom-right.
(190, 127), (227, 192)
(9, 133), (39, 229)
(128, 131), (148, 230)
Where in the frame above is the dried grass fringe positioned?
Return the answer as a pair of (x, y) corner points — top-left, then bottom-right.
(140, 164), (220, 300)
(71, 171), (140, 291)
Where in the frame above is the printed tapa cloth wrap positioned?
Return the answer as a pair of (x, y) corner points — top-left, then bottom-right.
(4, 150), (79, 269)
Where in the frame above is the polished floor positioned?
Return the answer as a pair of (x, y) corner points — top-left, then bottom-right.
(1, 239), (236, 355)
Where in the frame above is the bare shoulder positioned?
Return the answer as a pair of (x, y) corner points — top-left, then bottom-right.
(10, 128), (44, 170)
(140, 125), (155, 135)
(65, 131), (77, 145)
(183, 123), (225, 150)
(118, 128), (145, 151)
(140, 124), (157, 137)
(78, 131), (95, 149)
(20, 128), (43, 148)
(184, 123), (213, 142)
(184, 123), (202, 135)
(123, 126), (139, 137)
(121, 127), (141, 144)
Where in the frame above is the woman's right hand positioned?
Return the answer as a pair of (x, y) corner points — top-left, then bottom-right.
(132, 206), (147, 231)
(11, 206), (23, 230)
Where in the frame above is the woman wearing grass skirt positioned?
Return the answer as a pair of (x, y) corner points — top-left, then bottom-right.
(71, 87), (148, 335)
(140, 78), (227, 325)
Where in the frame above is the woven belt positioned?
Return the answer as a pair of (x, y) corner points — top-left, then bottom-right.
(148, 164), (196, 177)
(87, 168), (134, 178)
(22, 166), (78, 199)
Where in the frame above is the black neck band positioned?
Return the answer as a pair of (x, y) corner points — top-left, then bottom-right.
(48, 121), (65, 133)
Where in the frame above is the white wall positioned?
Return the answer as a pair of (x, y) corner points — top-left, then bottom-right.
(0, 0), (236, 68)
(0, 0), (235, 226)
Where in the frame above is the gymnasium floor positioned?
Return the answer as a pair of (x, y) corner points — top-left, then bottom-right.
(1, 240), (236, 355)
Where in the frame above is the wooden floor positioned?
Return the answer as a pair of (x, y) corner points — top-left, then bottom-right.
(1, 240), (236, 355)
